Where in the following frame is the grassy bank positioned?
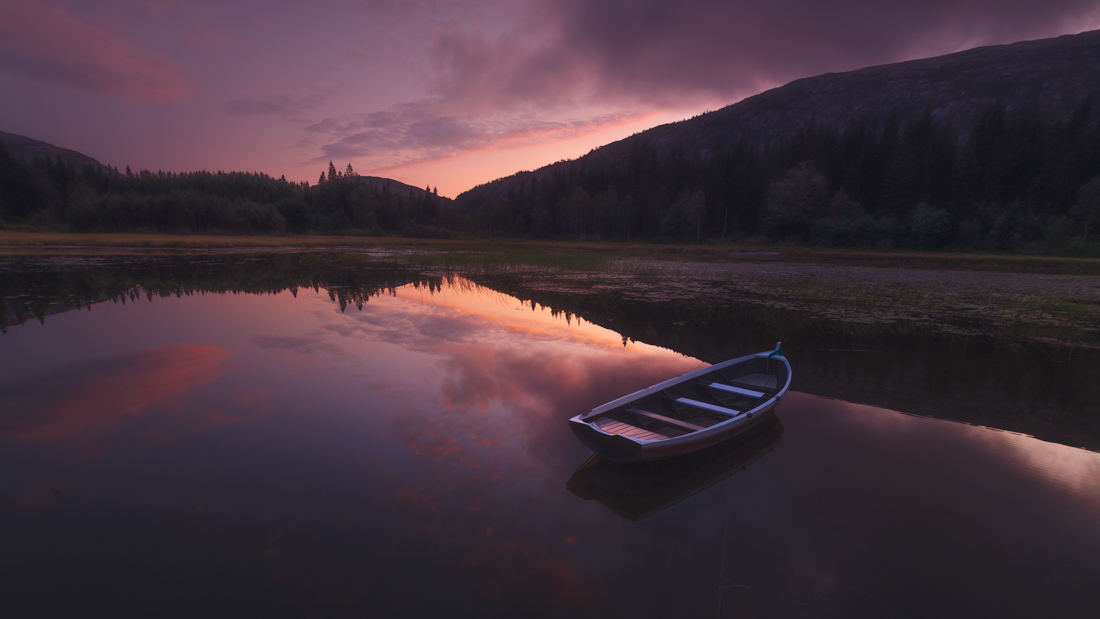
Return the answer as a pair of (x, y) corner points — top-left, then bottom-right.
(3, 230), (1100, 275)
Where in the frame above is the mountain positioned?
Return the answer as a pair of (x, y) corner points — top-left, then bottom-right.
(457, 29), (1100, 211)
(0, 131), (105, 170)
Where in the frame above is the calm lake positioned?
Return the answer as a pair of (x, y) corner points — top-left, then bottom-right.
(2, 254), (1099, 618)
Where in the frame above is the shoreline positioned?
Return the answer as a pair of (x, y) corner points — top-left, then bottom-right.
(2, 230), (1099, 275)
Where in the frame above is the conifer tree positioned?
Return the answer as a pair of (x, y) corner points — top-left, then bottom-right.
(685, 190), (706, 242)
(1074, 174), (1100, 242)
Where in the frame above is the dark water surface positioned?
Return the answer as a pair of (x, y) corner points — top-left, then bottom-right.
(2, 256), (1099, 618)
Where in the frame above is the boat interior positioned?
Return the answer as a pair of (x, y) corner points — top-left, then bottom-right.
(589, 356), (788, 441)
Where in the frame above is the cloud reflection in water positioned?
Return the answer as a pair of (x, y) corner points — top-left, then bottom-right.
(0, 345), (233, 450)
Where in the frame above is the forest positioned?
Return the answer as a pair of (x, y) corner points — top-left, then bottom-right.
(2, 97), (1099, 253)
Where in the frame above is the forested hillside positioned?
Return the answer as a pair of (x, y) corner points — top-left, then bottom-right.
(462, 99), (1100, 252)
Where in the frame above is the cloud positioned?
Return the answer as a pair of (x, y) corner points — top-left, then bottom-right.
(225, 91), (330, 119)
(306, 102), (643, 168)
(427, 0), (1100, 110)
(0, 1), (195, 102)
(427, 21), (595, 113)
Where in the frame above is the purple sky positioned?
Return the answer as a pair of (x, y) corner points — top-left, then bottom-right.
(2, 0), (1098, 196)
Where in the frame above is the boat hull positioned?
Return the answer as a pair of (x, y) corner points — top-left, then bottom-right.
(569, 421), (645, 462)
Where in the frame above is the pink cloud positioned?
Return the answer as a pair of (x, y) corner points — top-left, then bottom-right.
(308, 104), (645, 171)
(0, 1), (195, 102)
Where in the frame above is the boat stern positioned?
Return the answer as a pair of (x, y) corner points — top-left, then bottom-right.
(568, 417), (644, 463)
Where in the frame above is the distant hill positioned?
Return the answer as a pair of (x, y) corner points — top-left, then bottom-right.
(0, 131), (104, 170)
(457, 29), (1100, 211)
(360, 176), (450, 204)
(0, 130), (450, 205)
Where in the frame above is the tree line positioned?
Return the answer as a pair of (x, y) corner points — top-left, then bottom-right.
(0, 150), (455, 237)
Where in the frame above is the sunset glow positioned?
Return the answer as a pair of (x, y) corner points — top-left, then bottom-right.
(3, 0), (1099, 196)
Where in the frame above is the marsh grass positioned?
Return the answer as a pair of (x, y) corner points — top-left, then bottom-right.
(399, 246), (614, 272)
(452, 256), (1100, 346)
(5, 230), (1100, 274)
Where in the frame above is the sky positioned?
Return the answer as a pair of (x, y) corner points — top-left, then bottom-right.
(2, 0), (1099, 197)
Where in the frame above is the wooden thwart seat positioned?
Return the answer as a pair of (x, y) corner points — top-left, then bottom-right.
(730, 373), (778, 391)
(704, 382), (765, 399)
(673, 397), (741, 417)
(625, 408), (705, 432)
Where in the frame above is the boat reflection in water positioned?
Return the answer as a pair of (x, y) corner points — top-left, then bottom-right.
(567, 415), (783, 521)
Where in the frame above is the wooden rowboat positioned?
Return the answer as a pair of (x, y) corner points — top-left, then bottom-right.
(568, 343), (791, 462)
